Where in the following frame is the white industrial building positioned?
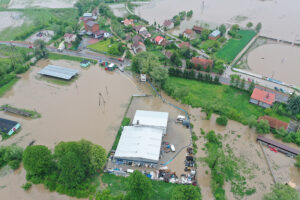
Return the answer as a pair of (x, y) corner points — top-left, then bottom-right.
(132, 110), (169, 135)
(114, 126), (163, 164)
(114, 110), (169, 164)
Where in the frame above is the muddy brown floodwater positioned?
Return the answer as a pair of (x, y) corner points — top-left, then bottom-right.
(247, 43), (300, 88)
(136, 0), (300, 42)
(0, 59), (139, 200)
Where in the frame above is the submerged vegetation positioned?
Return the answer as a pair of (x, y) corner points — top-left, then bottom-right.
(0, 145), (23, 170)
(0, 104), (41, 118)
(202, 130), (256, 199)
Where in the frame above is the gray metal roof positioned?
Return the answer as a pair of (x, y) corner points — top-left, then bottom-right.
(38, 65), (78, 80)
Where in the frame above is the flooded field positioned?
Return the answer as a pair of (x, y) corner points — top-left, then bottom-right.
(0, 59), (139, 199)
(189, 108), (300, 199)
(247, 43), (300, 87)
(109, 3), (128, 18)
(9, 0), (76, 8)
(0, 12), (24, 32)
(136, 0), (300, 42)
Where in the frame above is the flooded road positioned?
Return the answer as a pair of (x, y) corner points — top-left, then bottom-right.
(0, 59), (139, 199)
(247, 44), (300, 87)
(136, 0), (300, 42)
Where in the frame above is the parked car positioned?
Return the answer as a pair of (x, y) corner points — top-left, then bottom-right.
(274, 87), (279, 91)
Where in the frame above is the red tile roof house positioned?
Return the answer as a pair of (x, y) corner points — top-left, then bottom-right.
(132, 41), (146, 54)
(250, 88), (276, 108)
(191, 57), (214, 70)
(122, 19), (134, 26)
(259, 115), (289, 130)
(84, 21), (100, 34)
(154, 36), (164, 45)
(192, 25), (204, 34)
(183, 29), (195, 39)
(178, 42), (190, 48)
(163, 20), (174, 29)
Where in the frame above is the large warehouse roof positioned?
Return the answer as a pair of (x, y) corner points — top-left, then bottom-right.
(133, 110), (168, 129)
(38, 65), (79, 80)
(114, 126), (163, 163)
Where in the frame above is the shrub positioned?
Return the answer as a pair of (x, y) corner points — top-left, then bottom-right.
(216, 116), (228, 126)
(22, 182), (32, 191)
(8, 160), (21, 170)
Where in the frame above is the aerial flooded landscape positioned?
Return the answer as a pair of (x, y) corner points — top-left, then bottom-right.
(0, 0), (300, 200)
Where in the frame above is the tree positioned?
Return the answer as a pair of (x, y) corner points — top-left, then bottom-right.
(170, 52), (182, 66)
(89, 143), (107, 173)
(246, 22), (253, 28)
(248, 81), (255, 93)
(201, 29), (211, 41)
(126, 170), (152, 200)
(256, 119), (270, 134)
(23, 145), (54, 182)
(57, 151), (85, 189)
(295, 155), (300, 168)
(219, 24), (226, 36)
(131, 52), (160, 74)
(247, 115), (257, 128)
(95, 189), (124, 200)
(255, 22), (262, 32)
(263, 183), (300, 200)
(216, 116), (228, 126)
(65, 26), (73, 34)
(187, 10), (193, 18)
(287, 94), (300, 116)
(171, 185), (201, 200)
(150, 66), (169, 88)
(34, 40), (48, 58)
(240, 79), (245, 90)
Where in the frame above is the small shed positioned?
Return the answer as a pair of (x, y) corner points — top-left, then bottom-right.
(0, 118), (21, 136)
(140, 74), (147, 82)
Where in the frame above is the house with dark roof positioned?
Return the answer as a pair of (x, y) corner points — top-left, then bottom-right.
(132, 41), (146, 54)
(192, 26), (204, 34)
(64, 33), (77, 44)
(139, 30), (151, 39)
(0, 118), (21, 136)
(191, 57), (214, 70)
(164, 51), (173, 59)
(133, 35), (143, 43)
(259, 116), (289, 130)
(250, 88), (276, 108)
(94, 30), (111, 39)
(84, 21), (99, 34)
(163, 20), (174, 29)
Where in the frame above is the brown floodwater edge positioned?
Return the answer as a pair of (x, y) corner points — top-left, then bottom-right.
(0, 59), (140, 200)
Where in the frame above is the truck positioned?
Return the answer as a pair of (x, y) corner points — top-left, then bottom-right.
(170, 144), (175, 152)
(176, 115), (186, 123)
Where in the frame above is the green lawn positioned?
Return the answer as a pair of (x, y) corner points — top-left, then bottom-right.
(164, 77), (290, 124)
(216, 30), (256, 63)
(0, 78), (19, 97)
(88, 39), (112, 53)
(48, 53), (97, 64)
(101, 174), (180, 200)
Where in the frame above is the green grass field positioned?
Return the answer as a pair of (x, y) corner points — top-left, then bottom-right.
(164, 77), (290, 123)
(48, 53), (97, 64)
(88, 39), (112, 53)
(216, 30), (256, 63)
(101, 174), (181, 200)
(0, 78), (19, 97)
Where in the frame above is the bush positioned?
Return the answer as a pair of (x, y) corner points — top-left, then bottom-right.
(22, 182), (32, 191)
(8, 160), (21, 170)
(216, 116), (228, 126)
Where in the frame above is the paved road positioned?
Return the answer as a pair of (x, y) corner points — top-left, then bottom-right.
(0, 41), (131, 67)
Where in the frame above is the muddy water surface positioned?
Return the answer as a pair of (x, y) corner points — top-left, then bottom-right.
(247, 43), (300, 87)
(136, 0), (300, 41)
(9, 0), (76, 8)
(0, 59), (139, 199)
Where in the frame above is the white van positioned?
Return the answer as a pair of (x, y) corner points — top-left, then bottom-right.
(170, 144), (175, 152)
